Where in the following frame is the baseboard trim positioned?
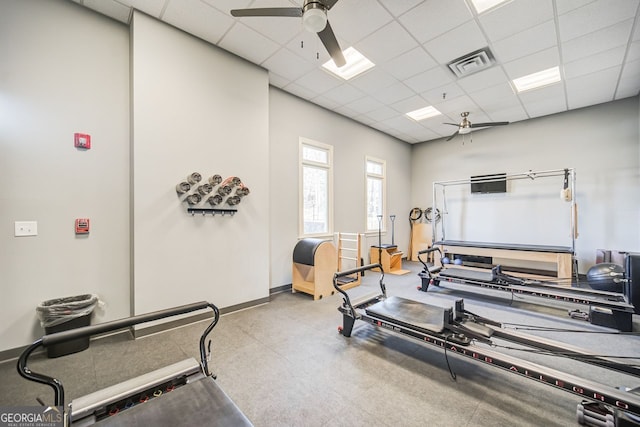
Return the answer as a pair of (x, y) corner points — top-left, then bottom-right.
(270, 283), (292, 294)
(1, 294), (276, 363)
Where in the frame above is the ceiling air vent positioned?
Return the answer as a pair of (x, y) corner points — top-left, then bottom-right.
(447, 47), (496, 78)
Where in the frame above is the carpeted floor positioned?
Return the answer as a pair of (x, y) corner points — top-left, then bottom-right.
(1, 260), (638, 426)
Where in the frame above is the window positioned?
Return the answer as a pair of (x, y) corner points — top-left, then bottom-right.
(366, 157), (386, 232)
(299, 138), (333, 237)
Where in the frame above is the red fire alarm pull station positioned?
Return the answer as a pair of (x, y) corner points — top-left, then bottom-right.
(75, 218), (90, 234)
(74, 133), (91, 149)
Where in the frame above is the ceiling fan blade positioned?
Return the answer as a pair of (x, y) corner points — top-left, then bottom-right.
(470, 121), (509, 128)
(443, 122), (460, 127)
(323, 0), (340, 10)
(317, 21), (346, 67)
(230, 8), (302, 18)
(446, 130), (459, 141)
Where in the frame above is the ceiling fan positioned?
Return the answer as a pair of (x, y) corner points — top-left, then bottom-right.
(444, 112), (509, 141)
(230, 0), (346, 67)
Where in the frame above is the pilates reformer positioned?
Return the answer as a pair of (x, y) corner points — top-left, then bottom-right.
(333, 264), (640, 426)
(416, 247), (636, 332)
(17, 301), (253, 426)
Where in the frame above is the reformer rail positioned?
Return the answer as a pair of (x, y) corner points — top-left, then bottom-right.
(333, 264), (640, 423)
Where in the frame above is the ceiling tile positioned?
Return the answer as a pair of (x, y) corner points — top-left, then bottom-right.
(310, 94), (342, 111)
(353, 114), (377, 127)
(421, 83), (466, 105)
(456, 66), (510, 94)
(379, 0), (424, 17)
(566, 65), (620, 108)
(284, 29), (336, 64)
(432, 94), (478, 115)
(558, 0), (640, 42)
(344, 96), (385, 115)
(321, 84), (365, 105)
(163, 0), (235, 45)
(83, 0), (131, 23)
(226, 14), (303, 45)
(365, 106), (402, 122)
(502, 47), (560, 80)
(379, 47), (438, 81)
(615, 58), (640, 98)
(261, 48), (318, 81)
(479, 0), (553, 42)
(491, 20), (557, 63)
(287, 81), (324, 100)
(348, 68), (398, 93)
(627, 40), (640, 62)
(398, 0), (473, 44)
(218, 22), (280, 64)
(328, 0), (393, 45)
(333, 104), (360, 117)
(563, 46), (626, 79)
(518, 80), (566, 103)
(354, 21), (419, 64)
(487, 104), (529, 123)
(381, 115), (425, 132)
(391, 95), (431, 114)
(202, 0), (253, 15)
(519, 83), (567, 118)
(556, 0), (598, 15)
(423, 20), (488, 64)
(562, 19), (634, 63)
(404, 66), (454, 93)
(371, 82), (415, 105)
(268, 71), (290, 88)
(467, 82), (520, 109)
(293, 68), (343, 96)
(621, 56), (640, 79)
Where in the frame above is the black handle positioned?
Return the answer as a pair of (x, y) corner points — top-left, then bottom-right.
(335, 263), (381, 279)
(418, 247), (442, 255)
(18, 301), (219, 408)
(42, 301), (212, 346)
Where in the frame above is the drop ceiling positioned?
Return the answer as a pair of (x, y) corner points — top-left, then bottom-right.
(73, 0), (640, 144)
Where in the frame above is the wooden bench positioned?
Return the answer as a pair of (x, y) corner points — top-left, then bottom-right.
(434, 240), (574, 279)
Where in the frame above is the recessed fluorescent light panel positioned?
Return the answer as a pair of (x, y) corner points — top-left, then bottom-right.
(406, 106), (442, 121)
(322, 47), (374, 80)
(512, 66), (561, 93)
(469, 0), (510, 14)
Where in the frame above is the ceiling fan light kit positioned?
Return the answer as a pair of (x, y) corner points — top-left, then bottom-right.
(302, 3), (327, 33)
(230, 0), (346, 67)
(444, 112), (509, 142)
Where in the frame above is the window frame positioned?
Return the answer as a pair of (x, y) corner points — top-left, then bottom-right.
(365, 156), (386, 234)
(299, 137), (334, 238)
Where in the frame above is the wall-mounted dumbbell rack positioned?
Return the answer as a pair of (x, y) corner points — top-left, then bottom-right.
(176, 172), (250, 216)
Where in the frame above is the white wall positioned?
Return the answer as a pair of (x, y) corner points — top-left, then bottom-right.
(131, 12), (270, 313)
(0, 0), (130, 350)
(269, 88), (412, 288)
(411, 97), (640, 272)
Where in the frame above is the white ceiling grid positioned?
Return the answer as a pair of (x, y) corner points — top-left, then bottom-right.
(72, 0), (640, 144)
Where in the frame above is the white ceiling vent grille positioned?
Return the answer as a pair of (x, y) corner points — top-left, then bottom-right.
(447, 48), (496, 78)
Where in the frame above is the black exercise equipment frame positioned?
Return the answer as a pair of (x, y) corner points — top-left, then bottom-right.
(17, 301), (220, 409)
(416, 247), (635, 331)
(333, 264), (640, 421)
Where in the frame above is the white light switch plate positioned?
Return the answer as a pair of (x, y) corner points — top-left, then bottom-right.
(15, 221), (37, 237)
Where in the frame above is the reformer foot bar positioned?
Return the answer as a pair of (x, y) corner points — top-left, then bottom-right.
(416, 247), (635, 332)
(17, 301), (253, 427)
(333, 264), (640, 426)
